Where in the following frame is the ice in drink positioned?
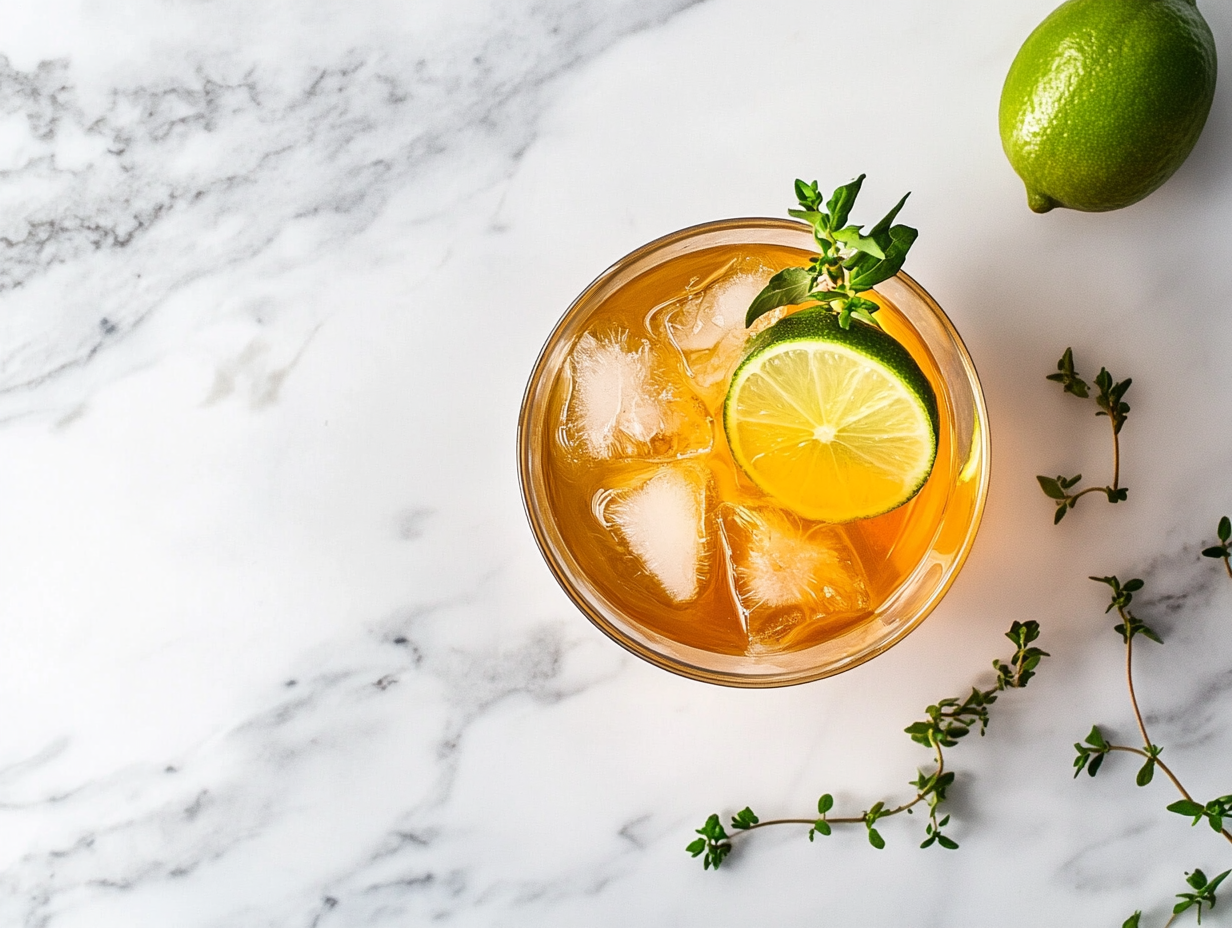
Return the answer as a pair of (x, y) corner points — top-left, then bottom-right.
(539, 238), (968, 657)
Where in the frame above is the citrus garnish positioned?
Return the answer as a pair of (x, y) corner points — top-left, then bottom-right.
(729, 178), (937, 522)
(999, 0), (1216, 214)
(724, 311), (938, 523)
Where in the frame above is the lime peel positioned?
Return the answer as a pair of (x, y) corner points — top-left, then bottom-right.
(1000, 0), (1217, 213)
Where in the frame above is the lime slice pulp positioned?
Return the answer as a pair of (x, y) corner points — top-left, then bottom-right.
(723, 311), (939, 523)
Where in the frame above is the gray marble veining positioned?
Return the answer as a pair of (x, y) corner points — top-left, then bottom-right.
(0, 0), (1231, 925)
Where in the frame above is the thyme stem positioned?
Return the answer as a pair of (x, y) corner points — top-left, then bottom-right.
(1122, 614), (1150, 749)
(736, 747), (945, 834)
(1079, 574), (1232, 851)
(689, 622), (1045, 869)
(1113, 598), (1232, 846)
(1111, 414), (1121, 491)
(1070, 485), (1116, 503)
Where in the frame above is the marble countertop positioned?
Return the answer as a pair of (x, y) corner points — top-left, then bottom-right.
(2, 0), (1232, 924)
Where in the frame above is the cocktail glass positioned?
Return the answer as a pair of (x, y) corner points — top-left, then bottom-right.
(518, 218), (989, 687)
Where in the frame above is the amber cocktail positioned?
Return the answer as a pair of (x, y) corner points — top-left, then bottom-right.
(519, 219), (988, 686)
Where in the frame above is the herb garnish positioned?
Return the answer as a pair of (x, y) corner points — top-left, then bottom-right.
(1122, 871), (1231, 928)
(1038, 359), (1231, 925)
(1037, 347), (1131, 522)
(1201, 516), (1232, 579)
(687, 621), (1046, 869)
(746, 175), (917, 330)
(1075, 521), (1232, 925)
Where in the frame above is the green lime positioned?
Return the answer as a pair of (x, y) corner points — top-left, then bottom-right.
(1000, 0), (1216, 213)
(723, 311), (939, 523)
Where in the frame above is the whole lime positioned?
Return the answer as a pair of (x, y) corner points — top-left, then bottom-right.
(1000, 0), (1216, 213)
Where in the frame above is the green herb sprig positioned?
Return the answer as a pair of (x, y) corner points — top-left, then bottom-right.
(1075, 568), (1232, 843)
(1123, 869), (1231, 928)
(1201, 516), (1232, 579)
(686, 621), (1046, 870)
(1075, 523), (1232, 925)
(1041, 354), (1229, 926)
(1038, 347), (1131, 523)
(745, 176), (917, 330)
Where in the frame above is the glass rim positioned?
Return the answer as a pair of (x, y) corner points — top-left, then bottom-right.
(517, 217), (992, 687)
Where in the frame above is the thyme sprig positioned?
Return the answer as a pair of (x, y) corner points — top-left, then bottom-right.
(746, 176), (917, 330)
(1123, 869), (1232, 928)
(1075, 569), (1232, 843)
(687, 621), (1046, 870)
(1038, 347), (1131, 523)
(1076, 526), (1232, 925)
(1201, 516), (1232, 579)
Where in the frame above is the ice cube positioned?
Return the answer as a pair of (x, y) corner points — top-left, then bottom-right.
(719, 503), (870, 650)
(653, 259), (782, 399)
(562, 330), (711, 461)
(670, 267), (770, 353)
(595, 463), (710, 603)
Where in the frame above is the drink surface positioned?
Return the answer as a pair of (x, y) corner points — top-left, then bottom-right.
(539, 241), (967, 657)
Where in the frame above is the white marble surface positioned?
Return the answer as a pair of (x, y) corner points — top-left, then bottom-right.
(1, 0), (1232, 924)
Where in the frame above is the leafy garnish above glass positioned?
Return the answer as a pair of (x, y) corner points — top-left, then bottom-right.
(746, 174), (917, 330)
